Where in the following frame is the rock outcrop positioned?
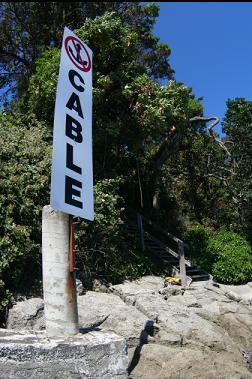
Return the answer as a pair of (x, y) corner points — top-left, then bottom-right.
(5, 276), (252, 379)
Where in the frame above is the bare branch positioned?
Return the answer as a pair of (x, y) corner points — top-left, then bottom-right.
(189, 116), (220, 128)
(190, 115), (234, 158)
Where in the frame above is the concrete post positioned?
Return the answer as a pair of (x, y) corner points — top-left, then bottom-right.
(42, 205), (79, 338)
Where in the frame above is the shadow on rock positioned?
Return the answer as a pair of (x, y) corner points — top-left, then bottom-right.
(128, 320), (156, 375)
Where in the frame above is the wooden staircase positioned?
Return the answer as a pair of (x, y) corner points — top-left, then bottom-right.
(127, 216), (210, 285)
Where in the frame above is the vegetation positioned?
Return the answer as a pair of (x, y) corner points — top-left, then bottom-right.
(210, 231), (252, 284)
(184, 226), (252, 284)
(0, 114), (51, 315)
(0, 2), (252, 320)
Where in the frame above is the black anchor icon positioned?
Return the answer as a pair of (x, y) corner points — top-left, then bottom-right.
(68, 42), (88, 67)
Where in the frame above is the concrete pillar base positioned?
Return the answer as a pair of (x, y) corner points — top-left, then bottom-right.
(42, 205), (79, 337)
(0, 329), (129, 379)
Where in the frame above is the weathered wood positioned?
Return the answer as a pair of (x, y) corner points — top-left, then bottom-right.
(137, 213), (145, 251)
(178, 241), (187, 287)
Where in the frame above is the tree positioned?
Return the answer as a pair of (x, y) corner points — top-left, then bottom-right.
(0, 2), (173, 104)
(222, 98), (252, 239)
(21, 12), (202, 212)
(0, 2), (85, 101)
(149, 118), (234, 233)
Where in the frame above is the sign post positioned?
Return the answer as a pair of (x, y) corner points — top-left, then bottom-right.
(42, 27), (93, 338)
(50, 27), (93, 220)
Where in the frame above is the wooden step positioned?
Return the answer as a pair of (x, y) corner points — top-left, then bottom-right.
(126, 221), (210, 282)
(186, 267), (204, 273)
(189, 274), (210, 281)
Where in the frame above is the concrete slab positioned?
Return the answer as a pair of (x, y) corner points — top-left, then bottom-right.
(0, 329), (128, 379)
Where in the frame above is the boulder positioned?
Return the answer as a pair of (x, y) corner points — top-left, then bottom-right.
(78, 291), (151, 347)
(7, 297), (45, 330)
(110, 275), (165, 305)
(128, 344), (252, 379)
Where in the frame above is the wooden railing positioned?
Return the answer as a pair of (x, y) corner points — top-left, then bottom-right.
(136, 213), (188, 286)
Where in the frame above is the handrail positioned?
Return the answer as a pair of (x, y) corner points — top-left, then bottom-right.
(144, 231), (191, 266)
(140, 214), (187, 247)
(136, 212), (188, 286)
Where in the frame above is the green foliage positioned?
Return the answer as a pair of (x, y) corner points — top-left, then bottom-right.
(183, 224), (213, 271)
(222, 98), (252, 240)
(184, 225), (252, 284)
(0, 2), (89, 102)
(0, 114), (51, 311)
(22, 12), (201, 187)
(1, 2), (172, 104)
(75, 177), (126, 275)
(19, 48), (60, 123)
(0, 280), (14, 319)
(160, 123), (235, 230)
(105, 251), (165, 283)
(210, 231), (252, 284)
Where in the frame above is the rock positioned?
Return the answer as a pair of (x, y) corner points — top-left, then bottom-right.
(159, 285), (183, 298)
(5, 276), (252, 378)
(221, 283), (252, 306)
(110, 275), (165, 305)
(92, 278), (110, 293)
(134, 292), (237, 352)
(7, 298), (45, 330)
(0, 328), (128, 379)
(128, 344), (252, 379)
(78, 291), (151, 347)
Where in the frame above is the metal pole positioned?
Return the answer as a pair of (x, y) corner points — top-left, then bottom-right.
(42, 205), (79, 338)
(179, 241), (187, 287)
(69, 215), (75, 273)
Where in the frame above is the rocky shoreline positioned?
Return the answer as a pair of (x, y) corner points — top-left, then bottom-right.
(4, 276), (252, 379)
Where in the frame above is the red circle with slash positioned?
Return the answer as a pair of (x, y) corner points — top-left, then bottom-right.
(65, 36), (91, 72)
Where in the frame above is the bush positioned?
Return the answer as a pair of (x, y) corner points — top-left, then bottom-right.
(184, 225), (252, 284)
(183, 224), (213, 271)
(209, 231), (252, 284)
(106, 251), (165, 283)
(0, 114), (51, 314)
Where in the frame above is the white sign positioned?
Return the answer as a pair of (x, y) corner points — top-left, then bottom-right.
(50, 27), (94, 220)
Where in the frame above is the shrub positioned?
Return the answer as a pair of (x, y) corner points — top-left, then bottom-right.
(0, 114), (51, 314)
(184, 225), (252, 284)
(183, 224), (214, 271)
(106, 251), (165, 283)
(209, 231), (252, 284)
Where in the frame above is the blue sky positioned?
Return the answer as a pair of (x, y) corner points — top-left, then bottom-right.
(153, 2), (252, 135)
